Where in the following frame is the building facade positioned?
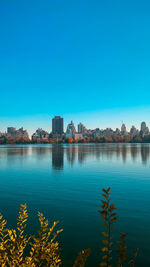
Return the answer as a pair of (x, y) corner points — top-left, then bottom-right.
(7, 127), (29, 139)
(140, 122), (149, 137)
(52, 116), (64, 135)
(66, 121), (76, 138)
(32, 128), (49, 141)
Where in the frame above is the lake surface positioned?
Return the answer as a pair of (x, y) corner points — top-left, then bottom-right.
(0, 144), (150, 266)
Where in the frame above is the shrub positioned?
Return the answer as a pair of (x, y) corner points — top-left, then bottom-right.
(0, 204), (62, 266)
(0, 189), (138, 266)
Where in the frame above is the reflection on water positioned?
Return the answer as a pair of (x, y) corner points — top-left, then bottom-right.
(52, 146), (64, 171)
(0, 144), (150, 267)
(1, 144), (150, 170)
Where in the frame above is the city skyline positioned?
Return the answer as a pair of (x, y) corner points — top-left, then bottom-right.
(1, 1), (150, 133)
(1, 116), (150, 139)
(1, 106), (150, 136)
(1, 2), (150, 266)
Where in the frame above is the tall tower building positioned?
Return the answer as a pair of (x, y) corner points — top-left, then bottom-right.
(7, 127), (16, 135)
(140, 121), (149, 137)
(66, 121), (76, 138)
(52, 116), (64, 135)
(121, 123), (127, 136)
(78, 122), (86, 134)
(141, 122), (146, 132)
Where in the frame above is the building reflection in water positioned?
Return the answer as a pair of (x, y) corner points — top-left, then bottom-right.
(140, 145), (150, 164)
(130, 144), (138, 161)
(66, 145), (77, 165)
(52, 145), (64, 171)
(78, 145), (87, 163)
(5, 146), (30, 165)
(64, 144), (150, 166)
(1, 144), (150, 170)
(122, 145), (127, 162)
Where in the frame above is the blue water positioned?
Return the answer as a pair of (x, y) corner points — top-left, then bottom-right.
(0, 144), (150, 266)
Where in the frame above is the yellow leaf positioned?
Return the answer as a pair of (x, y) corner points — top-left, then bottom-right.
(100, 262), (107, 267)
(102, 255), (108, 260)
(102, 239), (109, 245)
(101, 247), (108, 252)
(102, 232), (109, 237)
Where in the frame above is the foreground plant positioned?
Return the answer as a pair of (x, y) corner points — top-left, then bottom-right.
(99, 188), (138, 267)
(0, 204), (62, 266)
(73, 248), (91, 267)
(0, 189), (138, 266)
(117, 232), (129, 266)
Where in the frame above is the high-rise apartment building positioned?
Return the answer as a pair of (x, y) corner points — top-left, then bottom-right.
(32, 128), (49, 141)
(7, 127), (16, 135)
(78, 122), (86, 134)
(66, 121), (76, 138)
(140, 122), (149, 137)
(121, 123), (127, 136)
(52, 116), (64, 135)
(7, 127), (29, 139)
(130, 126), (138, 138)
(141, 122), (147, 132)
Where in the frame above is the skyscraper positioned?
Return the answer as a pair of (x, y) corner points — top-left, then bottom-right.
(121, 123), (127, 136)
(7, 127), (16, 135)
(78, 122), (87, 135)
(130, 126), (138, 138)
(66, 121), (76, 138)
(52, 116), (64, 135)
(140, 121), (149, 137)
(141, 122), (146, 132)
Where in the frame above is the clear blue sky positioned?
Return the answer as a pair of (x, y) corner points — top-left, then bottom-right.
(1, 0), (150, 134)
